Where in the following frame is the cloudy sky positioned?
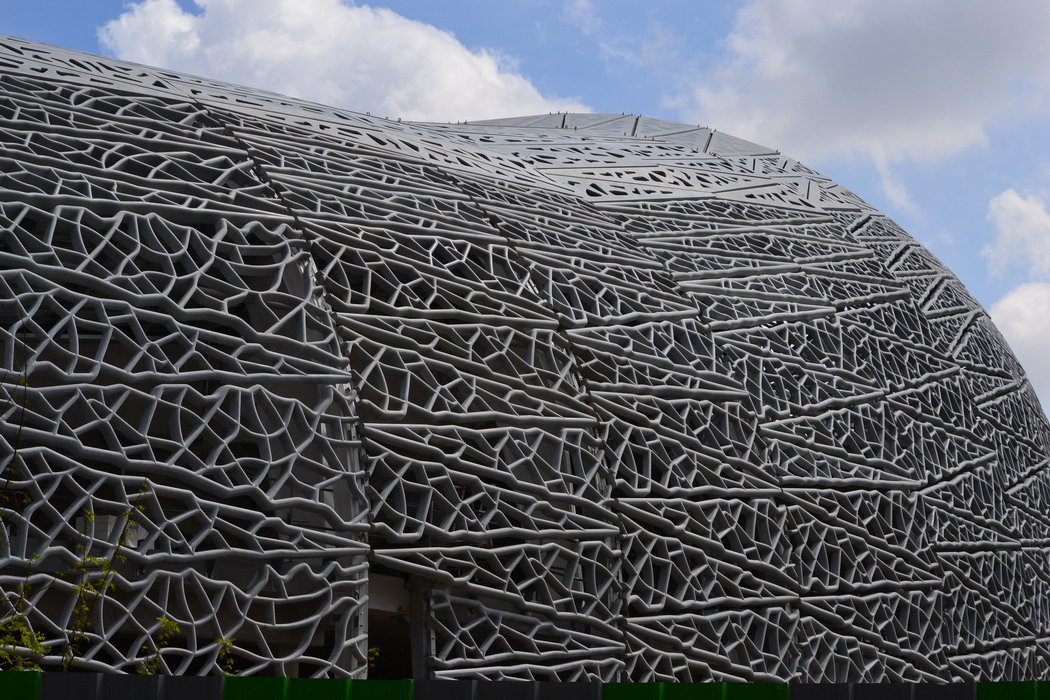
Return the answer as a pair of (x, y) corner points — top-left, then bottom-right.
(6, 0), (1050, 411)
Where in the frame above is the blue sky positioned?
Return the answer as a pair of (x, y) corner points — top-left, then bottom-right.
(5, 0), (1050, 408)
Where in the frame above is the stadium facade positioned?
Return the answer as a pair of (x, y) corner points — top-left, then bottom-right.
(0, 34), (1049, 682)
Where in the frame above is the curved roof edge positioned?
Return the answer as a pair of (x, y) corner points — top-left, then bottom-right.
(463, 112), (777, 157)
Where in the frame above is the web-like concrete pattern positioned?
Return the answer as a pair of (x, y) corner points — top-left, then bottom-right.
(0, 35), (1048, 682)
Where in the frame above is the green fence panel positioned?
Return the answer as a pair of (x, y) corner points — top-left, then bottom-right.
(723, 683), (788, 700)
(978, 683), (1038, 700)
(224, 676), (289, 700)
(603, 683), (664, 700)
(0, 671), (41, 699)
(348, 679), (413, 700)
(662, 683), (725, 700)
(286, 677), (351, 700)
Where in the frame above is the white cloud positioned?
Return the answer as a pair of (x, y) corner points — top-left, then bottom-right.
(990, 283), (1050, 410)
(561, 0), (681, 76)
(872, 154), (917, 216)
(985, 189), (1050, 413)
(675, 0), (1050, 165)
(563, 0), (600, 38)
(98, 0), (587, 122)
(984, 189), (1050, 279)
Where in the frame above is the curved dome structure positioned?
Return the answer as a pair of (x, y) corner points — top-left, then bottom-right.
(0, 34), (1049, 683)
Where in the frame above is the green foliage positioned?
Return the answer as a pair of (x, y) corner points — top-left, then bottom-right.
(0, 308), (161, 673)
(367, 645), (380, 672)
(0, 582), (48, 670)
(157, 616), (180, 643)
(0, 614), (48, 670)
(139, 616), (181, 675)
(216, 636), (237, 676)
(63, 513), (108, 668)
(63, 482), (152, 669)
(0, 306), (47, 670)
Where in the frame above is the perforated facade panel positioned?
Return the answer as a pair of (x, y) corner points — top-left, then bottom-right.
(0, 35), (1048, 682)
